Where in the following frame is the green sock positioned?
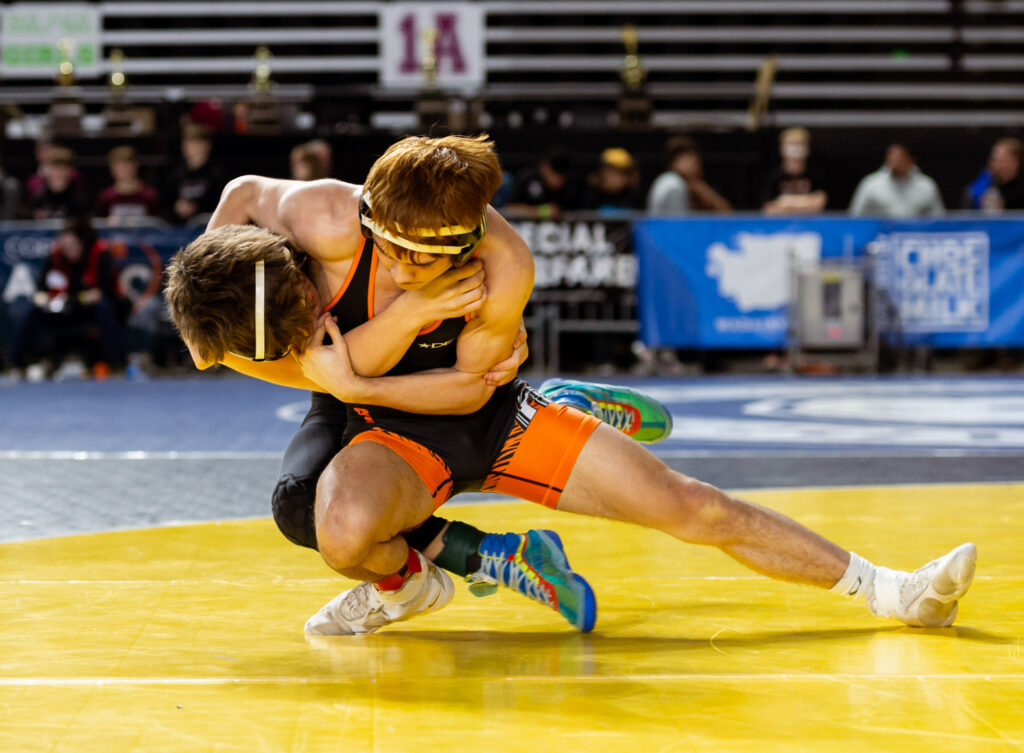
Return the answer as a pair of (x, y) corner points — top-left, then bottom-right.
(432, 520), (486, 576)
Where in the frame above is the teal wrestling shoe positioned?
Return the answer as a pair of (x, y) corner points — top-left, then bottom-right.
(467, 530), (597, 632)
(538, 378), (673, 444)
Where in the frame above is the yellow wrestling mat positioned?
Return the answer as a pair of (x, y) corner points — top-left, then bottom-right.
(1, 484), (1022, 753)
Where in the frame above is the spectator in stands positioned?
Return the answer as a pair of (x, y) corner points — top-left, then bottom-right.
(188, 99), (227, 134)
(25, 138), (51, 202)
(289, 142), (330, 181)
(6, 217), (127, 380)
(503, 144), (583, 220)
(169, 123), (226, 224)
(25, 137), (86, 205)
(646, 136), (732, 215)
(963, 137), (1024, 213)
(849, 144), (944, 218)
(582, 147), (643, 215)
(0, 151), (21, 220)
(306, 138), (334, 178)
(95, 145), (162, 221)
(28, 146), (90, 220)
(761, 127), (828, 215)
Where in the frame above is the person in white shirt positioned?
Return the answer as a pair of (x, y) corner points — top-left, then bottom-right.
(646, 136), (731, 216)
(849, 144), (945, 218)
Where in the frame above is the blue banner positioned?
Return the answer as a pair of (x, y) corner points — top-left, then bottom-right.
(634, 216), (1024, 349)
(5, 218), (1023, 352)
(0, 223), (202, 342)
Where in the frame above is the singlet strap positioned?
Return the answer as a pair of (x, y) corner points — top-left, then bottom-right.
(321, 238), (374, 314)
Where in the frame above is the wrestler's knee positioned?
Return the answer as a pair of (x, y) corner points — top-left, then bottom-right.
(624, 469), (732, 543)
(668, 473), (739, 544)
(271, 474), (318, 550)
(313, 477), (379, 572)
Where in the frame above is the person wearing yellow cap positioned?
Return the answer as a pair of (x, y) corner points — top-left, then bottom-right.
(581, 147), (643, 214)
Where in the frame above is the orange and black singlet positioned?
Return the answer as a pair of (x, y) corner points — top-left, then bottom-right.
(324, 238), (467, 377)
(317, 237), (600, 508)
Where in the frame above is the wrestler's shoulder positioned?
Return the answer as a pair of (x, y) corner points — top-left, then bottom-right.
(282, 179), (361, 217)
(281, 180), (363, 260)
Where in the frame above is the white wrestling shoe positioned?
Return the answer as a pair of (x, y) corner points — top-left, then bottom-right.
(304, 551), (454, 636)
(868, 543), (977, 628)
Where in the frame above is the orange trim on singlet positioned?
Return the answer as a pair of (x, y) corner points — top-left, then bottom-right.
(320, 243), (366, 314)
(348, 429), (455, 509)
(482, 402), (601, 509)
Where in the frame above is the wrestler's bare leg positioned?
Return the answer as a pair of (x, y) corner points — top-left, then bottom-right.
(556, 423), (975, 627)
(314, 440), (437, 581)
(304, 441), (454, 636)
(307, 439), (597, 634)
(557, 423), (849, 585)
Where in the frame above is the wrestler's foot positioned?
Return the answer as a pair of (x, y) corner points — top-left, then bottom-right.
(304, 551), (454, 636)
(466, 530), (597, 632)
(538, 378), (673, 444)
(868, 543), (977, 628)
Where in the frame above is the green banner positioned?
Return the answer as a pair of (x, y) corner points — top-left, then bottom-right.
(0, 3), (101, 78)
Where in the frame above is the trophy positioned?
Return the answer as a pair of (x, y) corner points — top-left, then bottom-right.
(251, 45), (274, 95)
(102, 49), (156, 134)
(103, 48), (134, 132)
(56, 37), (76, 87)
(416, 27), (450, 132)
(617, 24), (652, 128)
(108, 48), (128, 98)
(49, 38), (84, 135)
(244, 46), (284, 134)
(421, 28), (438, 92)
(747, 54), (778, 131)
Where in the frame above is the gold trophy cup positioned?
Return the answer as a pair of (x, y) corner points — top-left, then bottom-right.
(618, 24), (652, 128)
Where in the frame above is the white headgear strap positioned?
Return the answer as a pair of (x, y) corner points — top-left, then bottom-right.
(254, 260), (266, 361)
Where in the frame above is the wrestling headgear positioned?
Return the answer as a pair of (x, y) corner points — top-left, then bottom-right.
(228, 259), (291, 362)
(358, 193), (485, 267)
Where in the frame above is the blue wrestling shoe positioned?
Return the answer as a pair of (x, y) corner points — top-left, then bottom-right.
(467, 530), (597, 632)
(538, 378), (673, 444)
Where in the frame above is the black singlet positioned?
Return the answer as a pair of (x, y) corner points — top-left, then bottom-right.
(324, 239), (516, 449)
(327, 238), (467, 377)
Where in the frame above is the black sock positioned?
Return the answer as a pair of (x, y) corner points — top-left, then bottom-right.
(403, 515), (447, 552)
(433, 520), (486, 576)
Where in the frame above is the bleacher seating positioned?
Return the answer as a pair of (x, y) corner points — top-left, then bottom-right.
(1, 0), (1022, 129)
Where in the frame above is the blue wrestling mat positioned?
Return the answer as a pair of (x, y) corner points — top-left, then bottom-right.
(2, 374), (1022, 455)
(644, 376), (1024, 455)
(1, 373), (1021, 542)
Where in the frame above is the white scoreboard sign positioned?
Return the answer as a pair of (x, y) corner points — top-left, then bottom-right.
(380, 3), (485, 91)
